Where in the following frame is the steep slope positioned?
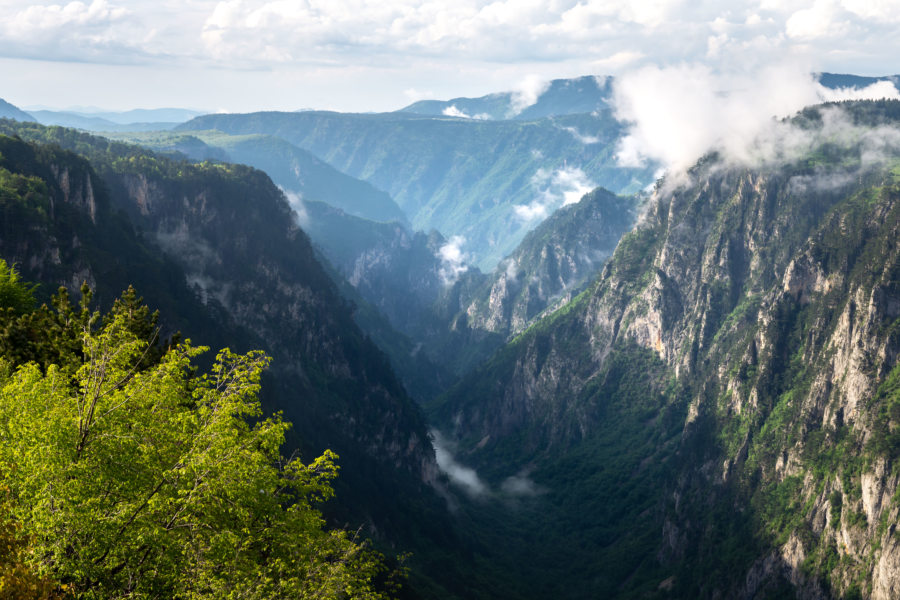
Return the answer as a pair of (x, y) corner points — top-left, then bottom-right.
(462, 186), (637, 339)
(399, 75), (613, 120)
(0, 123), (456, 586)
(109, 130), (407, 223)
(177, 109), (654, 269)
(432, 101), (900, 598)
(301, 201), (447, 330)
(304, 186), (636, 380)
(0, 98), (35, 122)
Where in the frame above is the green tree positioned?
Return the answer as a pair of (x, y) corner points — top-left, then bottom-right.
(0, 298), (394, 599)
(0, 260), (35, 316)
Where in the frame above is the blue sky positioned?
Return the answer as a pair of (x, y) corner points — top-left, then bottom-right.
(2, 0), (900, 112)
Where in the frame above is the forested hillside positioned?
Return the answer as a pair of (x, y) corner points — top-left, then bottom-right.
(178, 109), (653, 270)
(0, 124), (464, 596)
(430, 100), (900, 598)
(0, 264), (397, 598)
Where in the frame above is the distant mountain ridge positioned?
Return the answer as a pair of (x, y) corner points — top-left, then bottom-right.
(108, 129), (407, 224)
(0, 98), (34, 122)
(177, 109), (653, 270)
(28, 107), (205, 133)
(0, 122), (467, 597)
(817, 72), (900, 90)
(399, 75), (613, 120)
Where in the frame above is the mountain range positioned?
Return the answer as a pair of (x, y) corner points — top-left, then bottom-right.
(3, 76), (900, 599)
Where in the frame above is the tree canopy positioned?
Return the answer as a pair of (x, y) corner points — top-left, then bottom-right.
(0, 264), (397, 599)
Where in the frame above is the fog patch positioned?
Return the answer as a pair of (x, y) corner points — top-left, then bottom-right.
(509, 74), (550, 116)
(820, 80), (900, 103)
(437, 235), (470, 285)
(501, 471), (544, 497)
(503, 257), (520, 281)
(562, 126), (600, 145)
(431, 430), (487, 498)
(281, 188), (310, 229)
(514, 166), (595, 223)
(612, 62), (900, 178)
(442, 105), (491, 120)
(612, 64), (900, 196)
(431, 430), (543, 502)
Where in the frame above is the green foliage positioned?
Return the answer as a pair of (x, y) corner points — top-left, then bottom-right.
(0, 260), (36, 316)
(0, 292), (395, 599)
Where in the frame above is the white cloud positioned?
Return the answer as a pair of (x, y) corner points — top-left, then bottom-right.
(500, 471), (543, 496)
(437, 235), (470, 285)
(785, 0), (844, 39)
(3, 0), (900, 113)
(819, 80), (900, 102)
(509, 74), (550, 115)
(442, 105), (491, 119)
(431, 429), (543, 500)
(281, 188), (310, 229)
(0, 0), (147, 62)
(431, 430), (487, 498)
(840, 0), (900, 22)
(615, 65), (900, 185)
(404, 88), (435, 102)
(513, 201), (550, 222)
(591, 51), (645, 72)
(562, 126), (600, 144)
(515, 166), (595, 222)
(611, 62), (900, 175)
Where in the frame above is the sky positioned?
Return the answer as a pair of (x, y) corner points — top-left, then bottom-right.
(2, 0), (900, 113)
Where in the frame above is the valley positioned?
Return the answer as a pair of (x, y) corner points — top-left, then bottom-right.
(2, 73), (900, 600)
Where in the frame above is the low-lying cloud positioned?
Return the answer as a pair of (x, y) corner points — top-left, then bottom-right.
(437, 235), (470, 285)
(514, 166), (595, 222)
(509, 74), (550, 116)
(431, 430), (543, 500)
(281, 188), (310, 229)
(442, 105), (491, 120)
(431, 430), (487, 498)
(562, 126), (600, 145)
(500, 471), (543, 496)
(612, 63), (900, 176)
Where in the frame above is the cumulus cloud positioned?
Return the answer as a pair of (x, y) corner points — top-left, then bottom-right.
(785, 0), (845, 39)
(6, 0), (900, 114)
(0, 0), (148, 62)
(612, 62), (900, 176)
(515, 166), (595, 222)
(442, 105), (491, 119)
(437, 235), (470, 285)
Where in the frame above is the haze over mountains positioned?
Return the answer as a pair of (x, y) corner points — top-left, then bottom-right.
(3, 71), (900, 599)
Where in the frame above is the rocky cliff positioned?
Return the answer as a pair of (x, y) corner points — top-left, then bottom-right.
(433, 101), (900, 598)
(0, 125), (452, 571)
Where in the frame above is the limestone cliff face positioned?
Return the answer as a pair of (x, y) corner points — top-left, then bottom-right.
(0, 128), (445, 548)
(305, 186), (636, 380)
(436, 104), (900, 597)
(108, 167), (437, 479)
(464, 187), (636, 338)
